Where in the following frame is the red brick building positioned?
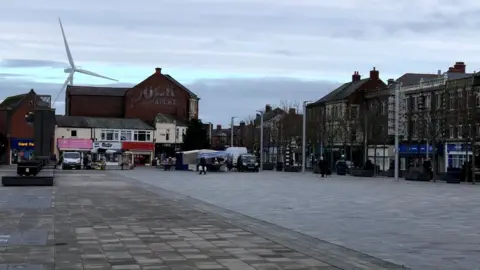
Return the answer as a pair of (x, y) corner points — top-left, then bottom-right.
(66, 68), (199, 124)
(0, 90), (51, 164)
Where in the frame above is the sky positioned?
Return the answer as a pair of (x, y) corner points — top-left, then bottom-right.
(2, 0), (480, 125)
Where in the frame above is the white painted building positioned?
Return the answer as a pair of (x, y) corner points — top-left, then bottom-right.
(153, 113), (188, 157)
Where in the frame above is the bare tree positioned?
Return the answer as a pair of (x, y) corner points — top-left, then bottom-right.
(363, 100), (385, 173)
(414, 92), (448, 181)
(242, 115), (257, 152)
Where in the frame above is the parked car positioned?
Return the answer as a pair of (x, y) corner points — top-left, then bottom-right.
(62, 152), (81, 170)
(237, 154), (259, 172)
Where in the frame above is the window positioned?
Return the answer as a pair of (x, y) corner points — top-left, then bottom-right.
(176, 128), (180, 140)
(425, 94), (431, 110)
(449, 125), (454, 139)
(458, 125), (463, 139)
(350, 105), (359, 119)
(413, 96), (417, 111)
(166, 130), (170, 141)
(436, 93), (441, 109)
(133, 131), (151, 141)
(449, 94), (454, 110)
(71, 130), (77, 137)
(381, 101), (386, 115)
(476, 92), (480, 107)
(121, 131), (132, 141)
(100, 130), (117, 141)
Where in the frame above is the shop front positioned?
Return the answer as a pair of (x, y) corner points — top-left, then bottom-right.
(10, 139), (34, 164)
(122, 142), (154, 166)
(398, 143), (444, 172)
(57, 138), (93, 156)
(445, 143), (472, 170)
(92, 141), (122, 165)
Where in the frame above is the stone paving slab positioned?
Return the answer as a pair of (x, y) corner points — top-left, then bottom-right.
(114, 169), (480, 270)
(49, 171), (404, 270)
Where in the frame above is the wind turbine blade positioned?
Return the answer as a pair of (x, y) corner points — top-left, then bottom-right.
(76, 68), (118, 81)
(59, 18), (75, 69)
(52, 72), (74, 107)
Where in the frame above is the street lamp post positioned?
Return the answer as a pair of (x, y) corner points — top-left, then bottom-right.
(302, 100), (314, 173)
(230, 116), (237, 147)
(394, 83), (401, 181)
(256, 110), (264, 171)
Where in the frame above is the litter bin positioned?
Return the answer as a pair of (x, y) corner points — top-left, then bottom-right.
(336, 160), (347, 175)
(276, 162), (284, 171)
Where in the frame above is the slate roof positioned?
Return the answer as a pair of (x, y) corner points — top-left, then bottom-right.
(312, 78), (369, 105)
(395, 73), (439, 86)
(154, 113), (187, 126)
(164, 75), (198, 99)
(0, 93), (26, 109)
(66, 85), (129, 96)
(55, 115), (154, 130)
(0, 90), (51, 110)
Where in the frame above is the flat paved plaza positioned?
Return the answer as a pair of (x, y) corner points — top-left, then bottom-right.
(0, 168), (402, 270)
(113, 168), (480, 270)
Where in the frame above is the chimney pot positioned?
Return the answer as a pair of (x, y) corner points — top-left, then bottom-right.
(216, 124), (221, 130)
(352, 71), (361, 82)
(155, 67), (161, 73)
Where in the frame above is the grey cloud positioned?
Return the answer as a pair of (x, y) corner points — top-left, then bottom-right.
(0, 59), (68, 68)
(0, 76), (339, 125)
(187, 77), (340, 124)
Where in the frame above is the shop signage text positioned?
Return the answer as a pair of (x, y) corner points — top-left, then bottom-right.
(57, 138), (92, 150)
(18, 142), (34, 147)
(93, 141), (121, 150)
(11, 139), (35, 149)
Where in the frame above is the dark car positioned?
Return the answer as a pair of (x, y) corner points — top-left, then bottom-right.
(237, 154), (259, 172)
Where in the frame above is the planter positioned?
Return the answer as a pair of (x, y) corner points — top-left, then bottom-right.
(404, 168), (430, 181)
(276, 162), (284, 171)
(262, 163), (274, 170)
(284, 166), (301, 172)
(350, 169), (374, 177)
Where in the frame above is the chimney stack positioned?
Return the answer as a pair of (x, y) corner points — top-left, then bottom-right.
(155, 67), (162, 74)
(352, 71), (361, 82)
(216, 124), (221, 130)
(453, 62), (466, 73)
(369, 67), (379, 80)
(387, 78), (395, 85)
(288, 108), (296, 114)
(265, 104), (272, 112)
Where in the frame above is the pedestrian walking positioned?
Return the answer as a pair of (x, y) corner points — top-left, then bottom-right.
(199, 156), (207, 175)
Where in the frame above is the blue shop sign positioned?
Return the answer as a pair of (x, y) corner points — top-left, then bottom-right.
(446, 143), (471, 152)
(10, 139), (34, 150)
(398, 144), (435, 153)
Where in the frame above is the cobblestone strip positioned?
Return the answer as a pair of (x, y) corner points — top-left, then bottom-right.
(54, 175), (339, 270)
(115, 173), (408, 270)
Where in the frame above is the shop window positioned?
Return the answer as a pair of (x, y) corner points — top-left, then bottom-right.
(71, 130), (77, 137)
(132, 130), (152, 142)
(121, 131), (132, 141)
(101, 130), (117, 141)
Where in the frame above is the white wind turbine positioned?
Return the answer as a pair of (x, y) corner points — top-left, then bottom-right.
(52, 18), (118, 105)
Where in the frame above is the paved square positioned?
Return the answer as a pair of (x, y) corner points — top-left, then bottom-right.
(113, 168), (480, 270)
(2, 168), (401, 269)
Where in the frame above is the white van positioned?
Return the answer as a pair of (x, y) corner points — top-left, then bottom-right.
(62, 151), (82, 170)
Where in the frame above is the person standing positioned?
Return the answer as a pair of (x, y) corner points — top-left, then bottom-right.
(319, 156), (328, 177)
(199, 156), (207, 175)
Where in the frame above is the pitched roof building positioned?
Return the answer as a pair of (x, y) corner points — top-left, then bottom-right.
(65, 68), (199, 125)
